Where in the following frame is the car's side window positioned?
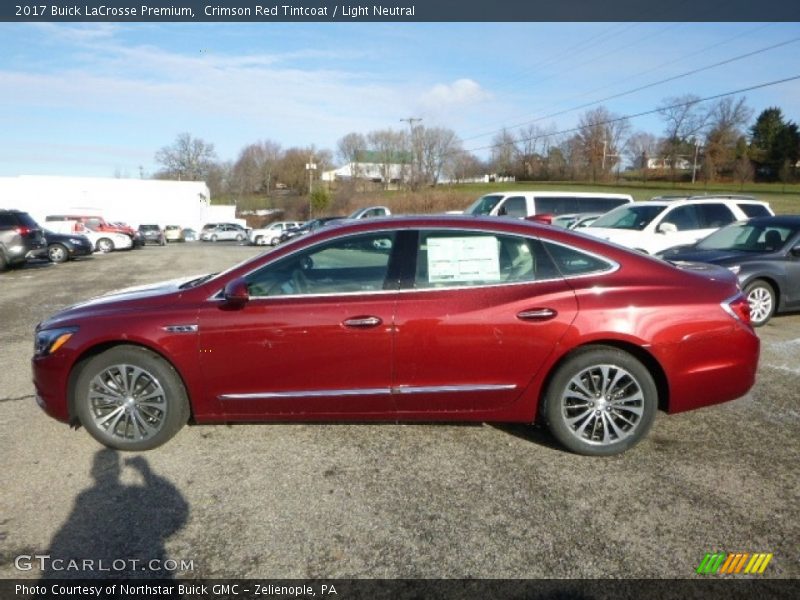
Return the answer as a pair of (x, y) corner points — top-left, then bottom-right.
(245, 232), (395, 297)
(698, 203), (736, 228)
(414, 231), (558, 289)
(541, 241), (614, 277)
(501, 196), (527, 218)
(662, 205), (702, 231)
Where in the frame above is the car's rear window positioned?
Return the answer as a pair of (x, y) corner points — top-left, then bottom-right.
(737, 203), (772, 218)
(542, 241), (614, 277)
(15, 212), (39, 228)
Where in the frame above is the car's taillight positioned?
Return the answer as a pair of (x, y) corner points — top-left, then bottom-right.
(721, 293), (751, 325)
(15, 226), (31, 236)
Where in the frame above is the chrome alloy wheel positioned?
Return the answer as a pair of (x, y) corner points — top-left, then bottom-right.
(87, 363), (168, 442)
(560, 364), (644, 446)
(747, 285), (773, 326)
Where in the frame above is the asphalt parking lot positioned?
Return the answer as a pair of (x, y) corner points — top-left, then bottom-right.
(0, 242), (798, 580)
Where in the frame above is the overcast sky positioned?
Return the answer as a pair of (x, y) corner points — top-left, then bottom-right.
(1, 21), (798, 178)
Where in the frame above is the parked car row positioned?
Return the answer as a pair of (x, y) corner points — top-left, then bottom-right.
(137, 224), (196, 245)
(0, 209), (201, 271)
(465, 191), (799, 327)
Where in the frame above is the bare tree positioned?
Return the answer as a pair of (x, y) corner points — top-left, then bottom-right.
(448, 150), (485, 183)
(336, 132), (367, 184)
(625, 131), (660, 169)
(657, 95), (709, 179)
(154, 133), (218, 181)
(704, 96), (753, 181)
(490, 128), (517, 176)
(231, 140), (282, 196)
(367, 129), (407, 189)
(418, 126), (461, 186)
(574, 107), (630, 181)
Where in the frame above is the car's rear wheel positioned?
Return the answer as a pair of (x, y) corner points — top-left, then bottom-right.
(48, 243), (69, 263)
(544, 346), (657, 456)
(96, 238), (114, 253)
(74, 345), (190, 451)
(744, 279), (775, 327)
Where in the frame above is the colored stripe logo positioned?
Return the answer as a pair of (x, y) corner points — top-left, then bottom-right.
(696, 552), (773, 575)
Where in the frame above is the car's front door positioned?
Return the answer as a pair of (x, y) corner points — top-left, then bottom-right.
(392, 229), (578, 414)
(198, 231), (399, 418)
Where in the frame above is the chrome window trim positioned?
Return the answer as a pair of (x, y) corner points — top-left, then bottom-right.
(206, 225), (620, 302)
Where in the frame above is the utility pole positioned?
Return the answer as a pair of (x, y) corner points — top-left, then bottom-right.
(400, 117), (422, 187)
(305, 153), (317, 218)
(692, 139), (701, 184)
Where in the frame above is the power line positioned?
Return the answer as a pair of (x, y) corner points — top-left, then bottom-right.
(461, 22), (776, 141)
(460, 74), (800, 156)
(460, 35), (800, 145)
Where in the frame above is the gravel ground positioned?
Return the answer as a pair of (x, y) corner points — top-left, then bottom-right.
(0, 242), (798, 581)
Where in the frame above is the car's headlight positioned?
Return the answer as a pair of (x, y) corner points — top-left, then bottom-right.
(728, 265), (741, 275)
(34, 327), (78, 357)
(68, 238), (84, 245)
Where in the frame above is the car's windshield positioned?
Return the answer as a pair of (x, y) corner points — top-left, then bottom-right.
(465, 195), (504, 216)
(697, 222), (796, 252)
(590, 204), (667, 230)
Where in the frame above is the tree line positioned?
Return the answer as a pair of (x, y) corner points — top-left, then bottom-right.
(152, 96), (799, 199)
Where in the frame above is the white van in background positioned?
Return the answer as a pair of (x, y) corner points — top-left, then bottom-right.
(463, 191), (634, 219)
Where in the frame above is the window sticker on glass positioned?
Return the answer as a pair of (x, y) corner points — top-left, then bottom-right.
(427, 236), (500, 283)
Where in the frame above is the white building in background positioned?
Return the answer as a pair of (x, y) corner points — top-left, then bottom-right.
(0, 175), (238, 230)
(321, 161), (406, 183)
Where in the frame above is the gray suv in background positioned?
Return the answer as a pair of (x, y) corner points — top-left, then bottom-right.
(0, 209), (47, 271)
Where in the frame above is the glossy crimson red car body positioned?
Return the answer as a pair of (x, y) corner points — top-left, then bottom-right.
(32, 216), (760, 454)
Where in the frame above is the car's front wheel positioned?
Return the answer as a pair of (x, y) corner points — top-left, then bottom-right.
(96, 238), (114, 253)
(744, 279), (776, 327)
(74, 345), (190, 451)
(235, 233), (244, 242)
(544, 346), (657, 456)
(48, 243), (69, 263)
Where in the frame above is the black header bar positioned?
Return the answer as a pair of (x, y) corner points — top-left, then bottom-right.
(3, 0), (800, 22)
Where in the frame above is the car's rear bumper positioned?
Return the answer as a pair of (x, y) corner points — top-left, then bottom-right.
(658, 323), (760, 413)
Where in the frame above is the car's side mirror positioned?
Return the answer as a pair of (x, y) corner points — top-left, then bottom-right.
(657, 222), (678, 234)
(223, 278), (250, 307)
(791, 244), (800, 257)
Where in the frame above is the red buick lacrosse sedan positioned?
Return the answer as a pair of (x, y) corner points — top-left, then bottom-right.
(32, 216), (759, 455)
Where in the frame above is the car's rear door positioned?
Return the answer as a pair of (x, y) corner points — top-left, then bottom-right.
(392, 229), (578, 414)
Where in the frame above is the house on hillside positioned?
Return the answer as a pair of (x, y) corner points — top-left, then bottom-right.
(322, 150), (412, 184)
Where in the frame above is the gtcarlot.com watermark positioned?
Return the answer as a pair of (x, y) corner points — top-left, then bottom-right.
(14, 554), (195, 573)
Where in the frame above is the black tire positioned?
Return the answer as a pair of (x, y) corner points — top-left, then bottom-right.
(48, 243), (69, 263)
(544, 346), (657, 456)
(96, 238), (114, 253)
(211, 234), (218, 242)
(0, 252), (8, 272)
(744, 279), (776, 327)
(235, 233), (244, 242)
(74, 345), (190, 451)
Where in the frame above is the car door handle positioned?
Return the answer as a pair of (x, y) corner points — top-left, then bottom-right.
(517, 308), (557, 321)
(342, 316), (383, 328)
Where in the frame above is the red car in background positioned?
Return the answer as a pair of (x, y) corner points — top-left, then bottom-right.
(44, 215), (143, 248)
(32, 216), (759, 455)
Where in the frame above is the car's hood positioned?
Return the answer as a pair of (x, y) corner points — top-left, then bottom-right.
(39, 274), (208, 328)
(582, 227), (644, 243)
(658, 247), (756, 264)
(668, 260), (738, 284)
